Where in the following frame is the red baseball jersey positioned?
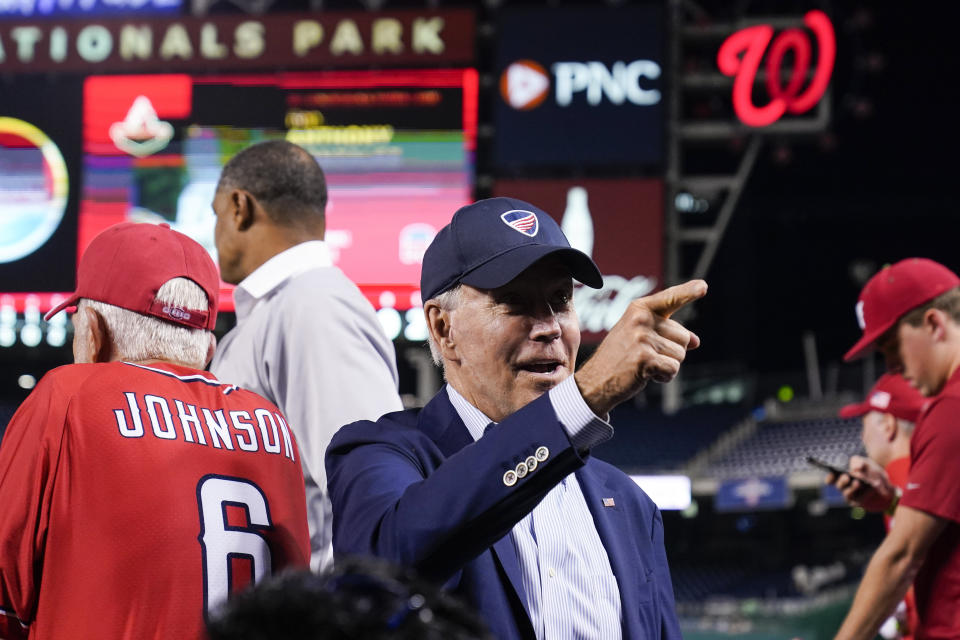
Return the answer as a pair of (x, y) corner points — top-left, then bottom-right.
(901, 367), (960, 638)
(885, 456), (911, 532)
(0, 361), (311, 640)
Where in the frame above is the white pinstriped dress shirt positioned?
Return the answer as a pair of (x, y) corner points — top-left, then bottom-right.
(447, 377), (623, 640)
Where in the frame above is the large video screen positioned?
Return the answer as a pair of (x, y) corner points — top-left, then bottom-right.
(1, 68), (477, 314)
(0, 75), (83, 315)
(82, 69), (477, 311)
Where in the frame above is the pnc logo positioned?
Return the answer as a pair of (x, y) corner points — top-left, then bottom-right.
(500, 60), (550, 110)
(500, 58), (661, 110)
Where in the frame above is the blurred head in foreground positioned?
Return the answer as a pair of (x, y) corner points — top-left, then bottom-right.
(206, 556), (493, 640)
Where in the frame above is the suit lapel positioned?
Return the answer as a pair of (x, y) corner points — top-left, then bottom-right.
(577, 463), (639, 637)
(418, 388), (533, 627)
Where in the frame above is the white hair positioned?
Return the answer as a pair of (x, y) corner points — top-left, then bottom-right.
(897, 418), (915, 435)
(78, 277), (213, 369)
(426, 286), (463, 369)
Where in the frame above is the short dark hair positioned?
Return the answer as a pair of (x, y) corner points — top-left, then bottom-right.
(218, 140), (328, 228)
(901, 287), (960, 327)
(206, 555), (492, 640)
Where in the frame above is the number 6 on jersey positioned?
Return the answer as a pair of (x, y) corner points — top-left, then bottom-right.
(197, 475), (274, 612)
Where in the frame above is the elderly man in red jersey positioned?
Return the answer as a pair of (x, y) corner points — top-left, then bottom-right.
(0, 223), (310, 640)
(835, 372), (926, 639)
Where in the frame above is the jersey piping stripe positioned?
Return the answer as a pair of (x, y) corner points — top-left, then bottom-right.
(122, 362), (227, 388)
(0, 607), (29, 628)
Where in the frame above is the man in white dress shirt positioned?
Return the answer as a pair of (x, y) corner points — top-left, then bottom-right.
(210, 140), (403, 570)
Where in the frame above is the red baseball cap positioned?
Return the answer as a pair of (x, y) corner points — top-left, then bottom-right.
(843, 258), (960, 361)
(839, 372), (927, 423)
(45, 222), (219, 330)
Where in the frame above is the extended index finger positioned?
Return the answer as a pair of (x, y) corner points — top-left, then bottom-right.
(643, 280), (708, 318)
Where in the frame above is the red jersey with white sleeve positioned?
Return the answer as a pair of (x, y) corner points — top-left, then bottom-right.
(900, 366), (960, 639)
(0, 361), (311, 640)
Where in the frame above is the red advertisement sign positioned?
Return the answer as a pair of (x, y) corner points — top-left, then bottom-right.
(0, 9), (475, 73)
(493, 178), (663, 340)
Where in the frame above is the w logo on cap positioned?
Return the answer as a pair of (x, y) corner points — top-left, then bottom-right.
(500, 210), (539, 237)
(855, 300), (866, 330)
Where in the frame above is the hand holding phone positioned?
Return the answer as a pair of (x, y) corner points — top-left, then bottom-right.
(810, 454), (896, 511)
(806, 456), (848, 476)
(808, 456), (869, 498)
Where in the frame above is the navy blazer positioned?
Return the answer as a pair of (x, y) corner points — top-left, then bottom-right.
(326, 389), (682, 639)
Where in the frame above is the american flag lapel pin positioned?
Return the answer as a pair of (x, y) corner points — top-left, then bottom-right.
(602, 497), (616, 507)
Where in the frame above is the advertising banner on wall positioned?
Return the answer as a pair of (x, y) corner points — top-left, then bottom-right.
(715, 477), (793, 512)
(494, 5), (664, 170)
(0, 9), (474, 72)
(1, 0), (181, 20)
(493, 178), (663, 341)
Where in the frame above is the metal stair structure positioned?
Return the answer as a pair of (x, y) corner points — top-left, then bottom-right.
(663, 0), (834, 412)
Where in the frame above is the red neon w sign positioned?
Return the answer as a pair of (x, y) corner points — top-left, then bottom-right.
(717, 10), (835, 127)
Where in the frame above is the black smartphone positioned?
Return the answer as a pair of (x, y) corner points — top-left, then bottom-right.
(806, 456), (847, 476)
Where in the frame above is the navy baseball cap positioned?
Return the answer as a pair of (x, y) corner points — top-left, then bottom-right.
(420, 197), (603, 301)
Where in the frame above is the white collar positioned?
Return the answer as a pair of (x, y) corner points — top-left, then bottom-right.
(234, 241), (332, 320)
(445, 384), (495, 442)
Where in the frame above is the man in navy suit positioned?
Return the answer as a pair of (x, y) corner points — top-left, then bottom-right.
(326, 197), (706, 639)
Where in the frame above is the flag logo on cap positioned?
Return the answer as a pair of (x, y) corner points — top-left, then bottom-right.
(500, 210), (539, 237)
(869, 390), (891, 410)
(855, 300), (866, 330)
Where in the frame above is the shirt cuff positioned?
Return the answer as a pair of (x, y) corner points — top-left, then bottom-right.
(548, 376), (613, 451)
